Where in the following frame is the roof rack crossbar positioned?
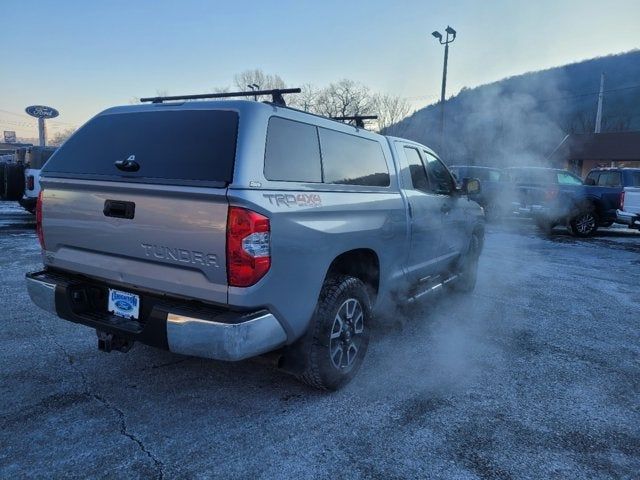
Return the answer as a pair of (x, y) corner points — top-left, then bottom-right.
(140, 88), (301, 106)
(332, 115), (378, 128)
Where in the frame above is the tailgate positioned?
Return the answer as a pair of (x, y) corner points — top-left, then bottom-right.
(623, 187), (640, 215)
(41, 178), (229, 304)
(37, 107), (239, 306)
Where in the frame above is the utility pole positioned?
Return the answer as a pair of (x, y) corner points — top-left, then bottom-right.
(594, 72), (605, 134)
(38, 118), (46, 147)
(432, 26), (457, 154)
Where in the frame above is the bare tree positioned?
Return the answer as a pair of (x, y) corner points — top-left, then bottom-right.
(233, 69), (287, 101)
(288, 83), (320, 112)
(49, 128), (75, 146)
(602, 111), (633, 132)
(374, 94), (411, 134)
(132, 71), (412, 135)
(314, 79), (374, 118)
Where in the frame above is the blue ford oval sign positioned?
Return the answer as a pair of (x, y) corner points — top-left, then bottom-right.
(25, 105), (59, 119)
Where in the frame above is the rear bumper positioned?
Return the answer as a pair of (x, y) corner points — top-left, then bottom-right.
(616, 210), (640, 229)
(25, 270), (287, 361)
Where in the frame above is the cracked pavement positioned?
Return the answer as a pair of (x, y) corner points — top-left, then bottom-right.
(1, 203), (639, 479)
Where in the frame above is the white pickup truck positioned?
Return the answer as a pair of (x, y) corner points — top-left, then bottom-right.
(585, 168), (640, 230)
(619, 184), (640, 230)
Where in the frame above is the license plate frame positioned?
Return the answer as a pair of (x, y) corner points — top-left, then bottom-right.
(107, 288), (140, 320)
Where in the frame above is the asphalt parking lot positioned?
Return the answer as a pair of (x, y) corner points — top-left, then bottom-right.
(1, 202), (639, 479)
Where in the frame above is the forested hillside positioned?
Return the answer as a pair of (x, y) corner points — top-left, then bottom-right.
(390, 50), (640, 166)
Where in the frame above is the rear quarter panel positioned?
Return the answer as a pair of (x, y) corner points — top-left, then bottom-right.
(227, 188), (407, 340)
(229, 112), (408, 340)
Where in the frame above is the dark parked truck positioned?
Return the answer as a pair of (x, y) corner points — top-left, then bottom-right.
(26, 98), (484, 390)
(585, 168), (640, 230)
(0, 146), (57, 213)
(506, 166), (621, 236)
(449, 166), (505, 220)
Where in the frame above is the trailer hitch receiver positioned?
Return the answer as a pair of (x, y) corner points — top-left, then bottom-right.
(97, 330), (134, 353)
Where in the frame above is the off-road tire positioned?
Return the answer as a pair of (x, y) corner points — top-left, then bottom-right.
(298, 275), (371, 391)
(450, 233), (481, 293)
(18, 198), (36, 215)
(2, 163), (25, 201)
(570, 210), (598, 237)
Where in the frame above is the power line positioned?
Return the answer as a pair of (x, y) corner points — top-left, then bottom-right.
(537, 84), (640, 104)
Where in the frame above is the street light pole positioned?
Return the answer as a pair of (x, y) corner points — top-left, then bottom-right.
(432, 26), (457, 155)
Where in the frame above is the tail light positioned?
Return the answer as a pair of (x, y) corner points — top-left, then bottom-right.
(226, 206), (270, 287)
(620, 191), (625, 210)
(27, 175), (35, 190)
(36, 191), (45, 249)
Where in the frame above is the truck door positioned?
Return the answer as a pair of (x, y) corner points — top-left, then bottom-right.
(398, 144), (447, 283)
(422, 150), (467, 260)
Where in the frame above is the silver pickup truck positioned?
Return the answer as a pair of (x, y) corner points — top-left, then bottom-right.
(26, 97), (484, 389)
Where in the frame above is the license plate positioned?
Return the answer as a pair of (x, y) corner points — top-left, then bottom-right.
(108, 289), (140, 320)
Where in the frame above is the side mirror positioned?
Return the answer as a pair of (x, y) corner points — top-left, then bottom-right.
(584, 178), (596, 186)
(462, 177), (481, 196)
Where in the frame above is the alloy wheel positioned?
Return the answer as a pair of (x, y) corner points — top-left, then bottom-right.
(329, 298), (365, 370)
(575, 212), (596, 235)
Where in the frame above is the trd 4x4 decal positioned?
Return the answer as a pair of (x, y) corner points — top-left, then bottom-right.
(263, 193), (322, 208)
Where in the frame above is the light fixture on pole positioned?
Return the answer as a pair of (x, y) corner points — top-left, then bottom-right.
(247, 83), (260, 101)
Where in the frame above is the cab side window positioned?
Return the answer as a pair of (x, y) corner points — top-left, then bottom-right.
(403, 147), (429, 191)
(557, 172), (583, 185)
(423, 152), (455, 195)
(264, 117), (322, 182)
(597, 171), (622, 187)
(585, 171), (599, 186)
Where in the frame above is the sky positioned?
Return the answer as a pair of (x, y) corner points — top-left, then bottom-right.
(1, 0), (639, 139)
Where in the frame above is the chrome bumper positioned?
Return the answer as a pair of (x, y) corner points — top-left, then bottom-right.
(166, 312), (287, 361)
(26, 273), (287, 362)
(616, 210), (640, 228)
(26, 275), (57, 314)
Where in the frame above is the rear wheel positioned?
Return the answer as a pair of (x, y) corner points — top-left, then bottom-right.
(18, 198), (36, 214)
(298, 275), (371, 390)
(570, 210), (598, 237)
(450, 233), (481, 293)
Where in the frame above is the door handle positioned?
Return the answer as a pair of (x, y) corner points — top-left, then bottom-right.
(114, 158), (140, 172)
(104, 200), (135, 219)
(441, 203), (451, 214)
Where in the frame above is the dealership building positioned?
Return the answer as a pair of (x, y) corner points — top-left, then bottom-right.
(549, 131), (640, 177)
